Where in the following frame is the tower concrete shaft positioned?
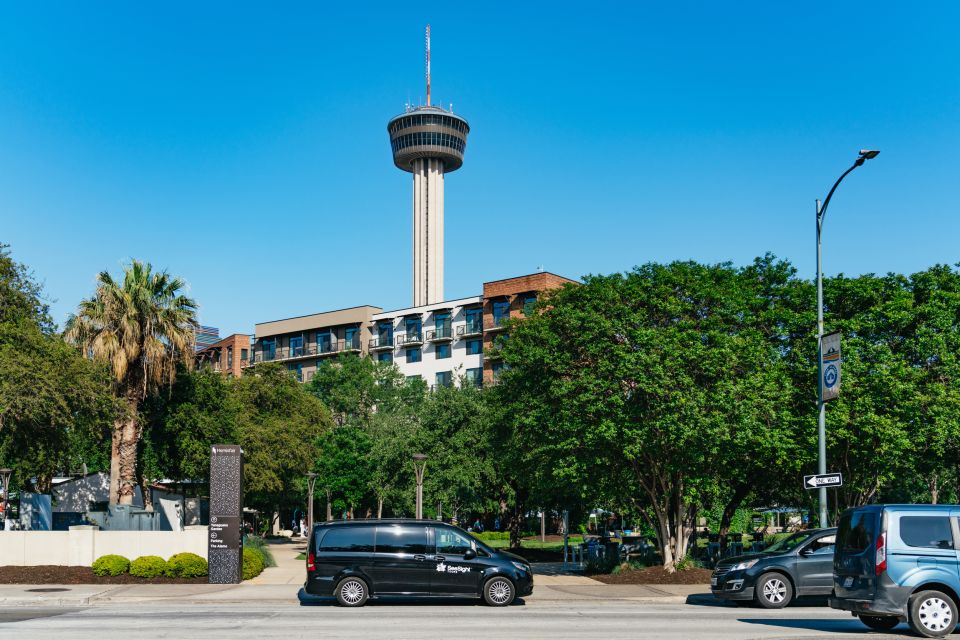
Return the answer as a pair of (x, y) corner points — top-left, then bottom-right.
(412, 157), (445, 306)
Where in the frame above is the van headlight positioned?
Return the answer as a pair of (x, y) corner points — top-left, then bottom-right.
(511, 561), (530, 573)
(730, 559), (759, 571)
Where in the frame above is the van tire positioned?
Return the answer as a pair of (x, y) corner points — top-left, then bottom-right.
(859, 615), (899, 631)
(754, 572), (792, 609)
(335, 576), (369, 607)
(483, 576), (515, 606)
(909, 590), (957, 638)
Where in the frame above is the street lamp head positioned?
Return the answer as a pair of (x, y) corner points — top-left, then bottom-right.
(412, 453), (427, 461)
(306, 472), (318, 478)
(859, 149), (880, 160)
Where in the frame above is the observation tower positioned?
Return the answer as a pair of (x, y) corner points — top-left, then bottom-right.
(388, 25), (470, 306)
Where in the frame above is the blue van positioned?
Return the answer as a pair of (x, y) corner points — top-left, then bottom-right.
(830, 504), (960, 637)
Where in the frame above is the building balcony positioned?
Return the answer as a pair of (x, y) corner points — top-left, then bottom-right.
(396, 333), (423, 347)
(486, 315), (510, 332)
(369, 337), (394, 351)
(425, 326), (453, 342)
(250, 339), (361, 364)
(456, 322), (483, 338)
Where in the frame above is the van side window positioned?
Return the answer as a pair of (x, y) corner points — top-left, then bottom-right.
(436, 529), (474, 556)
(319, 526), (375, 552)
(376, 526), (427, 554)
(900, 516), (954, 549)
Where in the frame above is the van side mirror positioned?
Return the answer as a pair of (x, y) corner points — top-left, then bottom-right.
(463, 548), (477, 560)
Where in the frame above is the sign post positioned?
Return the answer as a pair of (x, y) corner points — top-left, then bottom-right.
(208, 444), (244, 584)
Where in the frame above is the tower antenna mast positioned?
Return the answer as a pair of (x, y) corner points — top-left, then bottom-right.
(425, 24), (431, 106)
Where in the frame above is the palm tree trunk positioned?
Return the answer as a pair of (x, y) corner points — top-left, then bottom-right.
(116, 399), (140, 506)
(109, 426), (121, 505)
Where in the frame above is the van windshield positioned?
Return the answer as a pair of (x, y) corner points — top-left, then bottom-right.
(837, 511), (876, 554)
(763, 530), (819, 554)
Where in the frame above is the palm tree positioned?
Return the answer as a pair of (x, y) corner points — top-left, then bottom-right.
(66, 260), (198, 507)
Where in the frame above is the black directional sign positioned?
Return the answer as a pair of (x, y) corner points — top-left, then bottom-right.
(804, 473), (843, 490)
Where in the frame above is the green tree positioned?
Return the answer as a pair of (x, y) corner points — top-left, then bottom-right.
(65, 261), (199, 507)
(233, 364), (333, 522)
(314, 425), (372, 518)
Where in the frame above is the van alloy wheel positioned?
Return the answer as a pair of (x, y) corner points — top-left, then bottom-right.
(335, 577), (369, 607)
(483, 577), (515, 606)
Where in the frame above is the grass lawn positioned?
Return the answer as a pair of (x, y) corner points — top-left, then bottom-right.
(481, 535), (584, 553)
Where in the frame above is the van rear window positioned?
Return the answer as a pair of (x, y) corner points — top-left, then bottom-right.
(900, 517), (954, 549)
(837, 511), (876, 554)
(319, 526), (375, 552)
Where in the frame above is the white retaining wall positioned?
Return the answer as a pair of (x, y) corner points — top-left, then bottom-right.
(0, 525), (208, 566)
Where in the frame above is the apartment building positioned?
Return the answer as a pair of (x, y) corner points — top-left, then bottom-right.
(482, 272), (578, 384)
(249, 305), (381, 383)
(370, 296), (484, 389)
(195, 333), (252, 377)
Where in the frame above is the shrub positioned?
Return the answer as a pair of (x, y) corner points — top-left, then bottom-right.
(675, 554), (702, 571)
(243, 536), (276, 568)
(242, 547), (265, 580)
(166, 552), (208, 578)
(129, 555), (169, 578)
(471, 531), (510, 542)
(92, 554), (130, 576)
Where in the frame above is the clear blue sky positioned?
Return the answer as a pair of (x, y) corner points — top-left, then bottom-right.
(2, 3), (957, 335)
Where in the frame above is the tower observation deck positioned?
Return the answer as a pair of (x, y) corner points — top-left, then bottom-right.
(388, 26), (470, 306)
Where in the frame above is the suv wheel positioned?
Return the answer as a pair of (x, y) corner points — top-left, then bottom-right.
(483, 576), (515, 606)
(335, 576), (369, 607)
(910, 590), (957, 638)
(754, 572), (792, 609)
(859, 615), (899, 631)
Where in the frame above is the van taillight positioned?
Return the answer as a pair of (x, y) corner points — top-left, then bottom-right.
(875, 533), (886, 576)
(307, 553), (316, 572)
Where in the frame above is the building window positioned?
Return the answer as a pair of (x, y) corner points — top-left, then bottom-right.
(287, 363), (303, 382)
(290, 335), (304, 357)
(261, 338), (276, 361)
(377, 321), (394, 345)
(317, 330), (332, 353)
(466, 339), (482, 355)
(227, 347), (233, 369)
(405, 317), (422, 340)
(241, 348), (248, 363)
(377, 351), (393, 363)
(435, 371), (452, 388)
(466, 367), (483, 387)
(492, 361), (506, 380)
(434, 312), (451, 339)
(406, 347), (421, 363)
(465, 307), (483, 333)
(345, 327), (359, 349)
(436, 343), (451, 359)
(522, 294), (537, 315)
(492, 300), (510, 326)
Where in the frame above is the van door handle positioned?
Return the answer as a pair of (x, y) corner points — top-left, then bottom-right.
(414, 555), (426, 561)
(435, 555), (446, 562)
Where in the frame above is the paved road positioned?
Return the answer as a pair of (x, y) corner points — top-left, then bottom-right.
(0, 601), (912, 639)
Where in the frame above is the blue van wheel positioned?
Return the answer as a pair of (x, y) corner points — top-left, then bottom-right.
(909, 590), (957, 638)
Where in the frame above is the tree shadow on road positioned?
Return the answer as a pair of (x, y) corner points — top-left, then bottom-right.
(739, 616), (904, 635)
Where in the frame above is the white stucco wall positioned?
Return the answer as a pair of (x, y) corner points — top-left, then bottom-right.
(0, 526), (208, 566)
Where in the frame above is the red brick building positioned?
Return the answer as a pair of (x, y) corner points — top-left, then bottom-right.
(195, 333), (253, 378)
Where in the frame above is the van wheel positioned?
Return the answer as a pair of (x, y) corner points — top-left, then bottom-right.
(859, 615), (899, 631)
(909, 590), (957, 638)
(483, 576), (515, 606)
(335, 577), (369, 607)
(754, 573), (792, 609)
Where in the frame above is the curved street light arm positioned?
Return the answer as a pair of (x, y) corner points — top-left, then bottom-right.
(818, 159), (863, 231)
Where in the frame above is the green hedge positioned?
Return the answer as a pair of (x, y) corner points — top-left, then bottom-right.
(166, 552), (208, 578)
(471, 531), (511, 541)
(242, 547), (265, 580)
(129, 555), (169, 578)
(92, 554), (130, 576)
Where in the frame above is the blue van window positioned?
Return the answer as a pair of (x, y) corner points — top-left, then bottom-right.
(838, 511), (875, 553)
(319, 526), (375, 552)
(900, 516), (954, 549)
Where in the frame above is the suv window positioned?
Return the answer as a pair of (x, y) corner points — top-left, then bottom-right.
(806, 534), (836, 554)
(900, 516), (954, 549)
(838, 511), (876, 554)
(319, 526), (375, 552)
(436, 528), (474, 556)
(376, 526), (427, 554)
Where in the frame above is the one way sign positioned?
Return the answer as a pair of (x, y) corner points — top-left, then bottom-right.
(804, 473), (843, 489)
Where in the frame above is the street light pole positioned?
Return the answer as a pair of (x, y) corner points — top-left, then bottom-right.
(815, 150), (879, 528)
(412, 454), (427, 519)
(306, 472), (318, 534)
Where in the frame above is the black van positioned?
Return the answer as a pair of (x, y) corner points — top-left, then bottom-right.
(304, 519), (534, 607)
